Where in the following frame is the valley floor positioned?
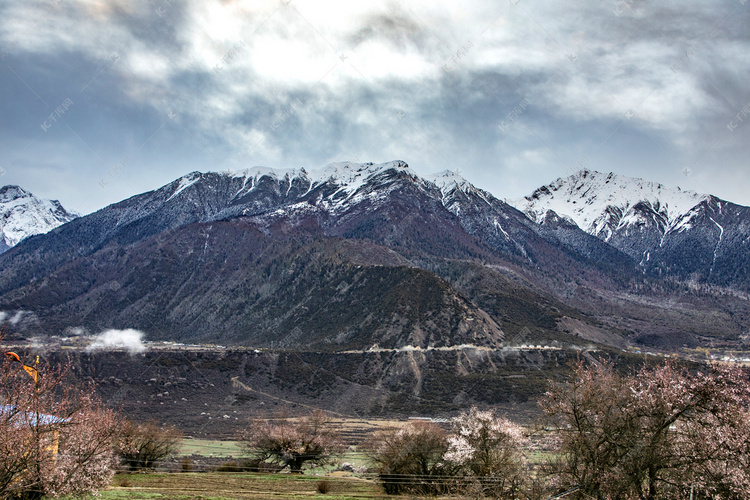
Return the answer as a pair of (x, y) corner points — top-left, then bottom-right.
(104, 472), (389, 500)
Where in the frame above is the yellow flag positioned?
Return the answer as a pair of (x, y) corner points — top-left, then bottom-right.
(22, 365), (38, 383)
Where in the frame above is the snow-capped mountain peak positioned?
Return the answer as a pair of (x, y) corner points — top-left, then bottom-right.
(0, 185), (33, 203)
(211, 160), (415, 206)
(424, 169), (496, 208)
(316, 160), (410, 184)
(0, 185), (78, 252)
(511, 170), (708, 239)
(425, 170), (472, 193)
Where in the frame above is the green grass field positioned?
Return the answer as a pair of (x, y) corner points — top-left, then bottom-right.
(102, 472), (388, 500)
(97, 419), (546, 499)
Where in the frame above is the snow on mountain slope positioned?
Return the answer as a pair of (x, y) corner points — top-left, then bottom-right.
(166, 172), (203, 202)
(0, 185), (78, 251)
(509, 170), (750, 289)
(425, 170), (495, 206)
(164, 162), (481, 217)
(226, 160), (414, 204)
(510, 169), (707, 240)
(425, 169), (474, 193)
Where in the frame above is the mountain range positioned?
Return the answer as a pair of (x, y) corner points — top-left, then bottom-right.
(1, 162), (749, 353)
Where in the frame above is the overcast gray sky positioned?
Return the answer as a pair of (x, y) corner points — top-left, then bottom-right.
(1, 0), (748, 215)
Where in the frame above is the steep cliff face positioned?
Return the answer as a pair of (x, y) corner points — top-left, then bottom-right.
(50, 346), (578, 434)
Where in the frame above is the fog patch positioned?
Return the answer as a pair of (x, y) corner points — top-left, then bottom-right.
(63, 326), (88, 337)
(0, 310), (29, 326)
(9, 311), (24, 325)
(86, 329), (147, 354)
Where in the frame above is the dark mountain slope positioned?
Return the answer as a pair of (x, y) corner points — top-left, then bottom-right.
(2, 219), (503, 350)
(3, 161), (749, 354)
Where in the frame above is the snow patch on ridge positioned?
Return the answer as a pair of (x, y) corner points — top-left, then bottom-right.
(426, 170), (473, 194)
(166, 172), (203, 201)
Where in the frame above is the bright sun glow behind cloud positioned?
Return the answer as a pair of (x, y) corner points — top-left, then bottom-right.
(0, 0), (748, 213)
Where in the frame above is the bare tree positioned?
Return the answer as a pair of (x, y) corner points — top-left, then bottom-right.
(241, 410), (342, 473)
(0, 357), (119, 499)
(117, 420), (182, 470)
(366, 420), (456, 495)
(541, 360), (750, 499)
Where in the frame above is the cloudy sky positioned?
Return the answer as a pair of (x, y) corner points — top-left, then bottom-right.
(1, 0), (748, 215)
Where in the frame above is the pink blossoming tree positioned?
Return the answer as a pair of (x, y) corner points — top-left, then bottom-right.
(0, 357), (119, 499)
(445, 407), (528, 497)
(241, 410), (342, 473)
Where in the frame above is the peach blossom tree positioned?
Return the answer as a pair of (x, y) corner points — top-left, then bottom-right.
(116, 420), (182, 470)
(241, 410), (342, 473)
(0, 357), (119, 499)
(367, 409), (529, 497)
(444, 407), (528, 497)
